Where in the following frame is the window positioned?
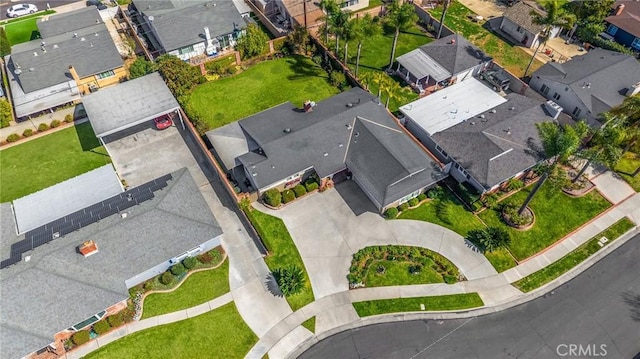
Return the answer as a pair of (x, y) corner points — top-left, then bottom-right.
(632, 38), (640, 50)
(552, 92), (561, 101)
(96, 70), (115, 79)
(540, 84), (550, 95)
(572, 107), (582, 117)
(607, 24), (618, 36)
(435, 144), (448, 158)
(179, 45), (194, 55)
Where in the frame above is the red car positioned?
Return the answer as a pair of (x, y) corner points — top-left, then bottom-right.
(153, 114), (173, 130)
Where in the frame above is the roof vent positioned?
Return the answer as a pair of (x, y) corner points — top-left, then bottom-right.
(33, 52), (37, 57)
(95, 19), (100, 24)
(346, 124), (352, 129)
(29, 67), (34, 72)
(338, 143), (343, 147)
(79, 240), (99, 257)
(509, 106), (515, 110)
(489, 109), (496, 114)
(449, 39), (456, 44)
(73, 32), (78, 38)
(53, 44), (59, 49)
(41, 45), (46, 52)
(470, 121), (475, 125)
(95, 32), (99, 36)
(346, 102), (353, 107)
(478, 114), (485, 118)
(81, 37), (86, 41)
(323, 152), (328, 156)
(24, 255), (31, 262)
(354, 132), (359, 137)
(283, 128), (291, 133)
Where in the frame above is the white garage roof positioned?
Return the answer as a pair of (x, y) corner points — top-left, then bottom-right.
(12, 165), (123, 233)
(83, 72), (180, 138)
(399, 78), (507, 135)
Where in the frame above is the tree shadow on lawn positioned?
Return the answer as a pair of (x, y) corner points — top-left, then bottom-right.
(286, 56), (327, 81)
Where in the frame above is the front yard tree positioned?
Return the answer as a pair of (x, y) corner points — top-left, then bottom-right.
(385, 0), (418, 69)
(273, 265), (305, 296)
(573, 114), (624, 182)
(156, 54), (204, 98)
(610, 95), (640, 151)
(128, 57), (156, 79)
(0, 28), (11, 56)
(236, 24), (269, 59)
(569, 0), (613, 42)
(353, 14), (381, 77)
(523, 0), (576, 77)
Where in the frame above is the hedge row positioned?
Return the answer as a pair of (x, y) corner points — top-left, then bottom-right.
(384, 193), (428, 219)
(262, 178), (319, 207)
(4, 116), (74, 144)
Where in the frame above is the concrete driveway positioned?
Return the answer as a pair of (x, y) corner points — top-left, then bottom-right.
(255, 181), (497, 300)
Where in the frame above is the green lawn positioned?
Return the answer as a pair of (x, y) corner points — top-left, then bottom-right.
(365, 260), (444, 287)
(301, 316), (315, 333)
(244, 208), (315, 311)
(84, 302), (257, 359)
(186, 56), (341, 131)
(430, 2), (543, 77)
(353, 293), (484, 316)
(4, 17), (43, 45)
(141, 260), (230, 319)
(478, 182), (611, 261)
(0, 123), (111, 202)
(484, 248), (517, 273)
(615, 152), (640, 192)
(514, 218), (635, 292)
(397, 190), (484, 237)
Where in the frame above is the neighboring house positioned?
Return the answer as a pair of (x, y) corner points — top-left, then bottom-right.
(604, 0), (640, 50)
(0, 168), (223, 359)
(395, 34), (492, 94)
(400, 78), (560, 194)
(529, 48), (640, 126)
(129, 0), (250, 61)
(4, 7), (125, 119)
(271, 0), (368, 30)
(206, 88), (445, 213)
(499, 1), (561, 49)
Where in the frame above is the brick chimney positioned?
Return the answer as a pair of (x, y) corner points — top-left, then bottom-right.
(615, 4), (625, 16)
(78, 240), (99, 257)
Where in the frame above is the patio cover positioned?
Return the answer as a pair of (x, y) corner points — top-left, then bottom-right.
(397, 49), (451, 82)
(83, 72), (180, 138)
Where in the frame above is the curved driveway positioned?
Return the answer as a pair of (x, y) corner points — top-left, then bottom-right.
(300, 234), (640, 359)
(255, 181), (496, 300)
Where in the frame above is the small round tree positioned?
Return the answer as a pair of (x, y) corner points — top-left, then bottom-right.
(159, 271), (174, 285)
(170, 263), (186, 276)
(93, 320), (111, 335)
(183, 256), (197, 270)
(273, 265), (305, 296)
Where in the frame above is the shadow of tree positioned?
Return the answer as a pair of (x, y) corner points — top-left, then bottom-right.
(265, 273), (284, 297)
(286, 55), (327, 81)
(621, 291), (640, 322)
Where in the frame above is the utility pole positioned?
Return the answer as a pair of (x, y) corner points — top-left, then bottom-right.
(303, 0), (308, 29)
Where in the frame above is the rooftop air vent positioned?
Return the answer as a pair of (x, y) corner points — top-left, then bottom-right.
(509, 106), (515, 110)
(81, 37), (86, 41)
(489, 109), (496, 113)
(283, 128), (291, 133)
(347, 102), (353, 107)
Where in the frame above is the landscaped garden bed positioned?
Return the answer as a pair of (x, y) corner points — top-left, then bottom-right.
(261, 176), (320, 208)
(348, 245), (462, 288)
(615, 151), (640, 192)
(352, 293), (484, 316)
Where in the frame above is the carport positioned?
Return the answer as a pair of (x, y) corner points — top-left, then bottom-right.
(82, 72), (183, 144)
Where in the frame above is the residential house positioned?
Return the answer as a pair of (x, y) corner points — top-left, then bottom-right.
(0, 168), (223, 359)
(129, 0), (250, 61)
(400, 78), (560, 194)
(4, 7), (125, 119)
(270, 0), (368, 30)
(395, 34), (492, 94)
(499, 1), (562, 49)
(604, 1), (640, 50)
(206, 88), (445, 213)
(529, 48), (640, 126)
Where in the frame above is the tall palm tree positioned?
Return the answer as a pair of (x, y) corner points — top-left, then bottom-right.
(572, 114), (625, 182)
(523, 0), (576, 77)
(385, 0), (418, 70)
(332, 10), (351, 58)
(436, 0), (452, 39)
(352, 14), (381, 77)
(320, 0), (340, 45)
(341, 14), (357, 65)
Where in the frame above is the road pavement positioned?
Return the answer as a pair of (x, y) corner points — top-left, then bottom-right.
(299, 234), (640, 359)
(0, 0), (79, 20)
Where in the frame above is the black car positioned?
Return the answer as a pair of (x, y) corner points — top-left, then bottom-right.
(480, 70), (511, 92)
(87, 0), (108, 10)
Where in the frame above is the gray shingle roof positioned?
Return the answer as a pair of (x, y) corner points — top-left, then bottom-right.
(432, 93), (550, 189)
(503, 1), (545, 34)
(532, 48), (640, 115)
(133, 0), (246, 52)
(0, 169), (222, 359)
(418, 34), (492, 75)
(37, 7), (103, 38)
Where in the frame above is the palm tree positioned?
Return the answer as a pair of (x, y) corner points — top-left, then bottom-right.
(572, 114), (625, 182)
(320, 0), (340, 45)
(518, 121), (586, 215)
(382, 79), (406, 109)
(352, 14), (381, 77)
(436, 0), (452, 39)
(331, 10), (351, 58)
(385, 0), (418, 70)
(341, 14), (357, 66)
(523, 0), (576, 77)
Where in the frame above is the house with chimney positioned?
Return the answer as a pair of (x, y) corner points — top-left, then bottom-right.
(395, 34), (492, 94)
(529, 48), (640, 126)
(499, 1), (562, 49)
(128, 0), (251, 61)
(4, 7), (126, 119)
(206, 88), (445, 213)
(400, 78), (559, 194)
(603, 0), (640, 50)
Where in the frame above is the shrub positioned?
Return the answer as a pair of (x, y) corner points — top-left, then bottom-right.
(107, 314), (123, 328)
(398, 203), (409, 212)
(305, 181), (319, 192)
(0, 98), (11, 128)
(273, 265), (305, 296)
(93, 320), (111, 335)
(64, 114), (74, 123)
(329, 70), (346, 88)
(50, 119), (61, 128)
(384, 207), (398, 219)
(183, 256), (197, 270)
(226, 66), (238, 75)
(502, 203), (532, 226)
(505, 178), (524, 192)
(282, 189), (295, 203)
(292, 184), (307, 198)
(71, 330), (91, 346)
(159, 271), (174, 285)
(143, 281), (154, 291)
(263, 188), (282, 207)
(6, 133), (20, 143)
(198, 251), (213, 264)
(38, 123), (49, 132)
(408, 198), (419, 207)
(482, 193), (499, 209)
(170, 263), (186, 276)
(22, 128), (34, 137)
(427, 187), (444, 199)
(417, 193), (427, 201)
(443, 275), (457, 284)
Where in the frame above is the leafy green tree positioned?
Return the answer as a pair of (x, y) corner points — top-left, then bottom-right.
(385, 0), (418, 69)
(466, 227), (510, 252)
(341, 15), (357, 65)
(273, 265), (305, 296)
(320, 0), (340, 45)
(236, 24), (269, 59)
(0, 99), (12, 128)
(524, 0), (576, 77)
(352, 14), (381, 77)
(573, 114), (625, 181)
(155, 54), (204, 97)
(128, 57), (156, 79)
(331, 10), (351, 58)
(286, 25), (310, 55)
(0, 27), (11, 56)
(610, 95), (640, 151)
(568, 0), (614, 41)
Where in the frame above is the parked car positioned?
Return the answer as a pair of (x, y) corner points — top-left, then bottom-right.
(86, 0), (108, 10)
(480, 70), (510, 92)
(153, 114), (173, 130)
(6, 4), (38, 18)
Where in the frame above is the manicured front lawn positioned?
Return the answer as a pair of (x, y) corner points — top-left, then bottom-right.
(397, 190), (484, 237)
(0, 123), (111, 202)
(141, 260), (230, 319)
(244, 208), (315, 311)
(478, 183), (611, 261)
(85, 302), (257, 359)
(352, 293), (484, 316)
(430, 2), (543, 77)
(365, 260), (444, 286)
(615, 152), (640, 192)
(5, 18), (41, 45)
(514, 218), (635, 292)
(186, 56), (341, 131)
(484, 248), (517, 273)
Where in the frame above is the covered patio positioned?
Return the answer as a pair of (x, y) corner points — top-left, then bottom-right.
(396, 49), (451, 95)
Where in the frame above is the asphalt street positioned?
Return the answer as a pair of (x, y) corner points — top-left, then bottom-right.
(1, 0), (81, 20)
(300, 234), (640, 359)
